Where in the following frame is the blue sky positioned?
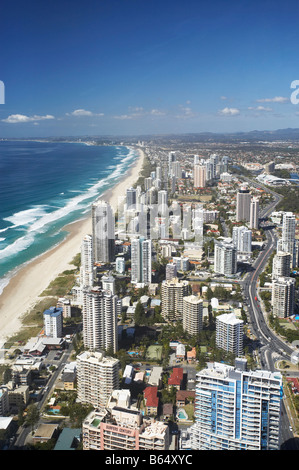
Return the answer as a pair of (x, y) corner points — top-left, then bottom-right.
(1, 0), (299, 137)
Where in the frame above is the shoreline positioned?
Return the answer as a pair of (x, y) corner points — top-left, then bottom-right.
(0, 147), (145, 343)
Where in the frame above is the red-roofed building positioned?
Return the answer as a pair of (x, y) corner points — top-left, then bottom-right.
(187, 347), (197, 363)
(168, 368), (184, 391)
(143, 386), (159, 416)
(287, 377), (299, 394)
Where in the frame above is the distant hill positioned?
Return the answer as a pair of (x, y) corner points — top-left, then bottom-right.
(140, 128), (299, 144)
(6, 127), (299, 144)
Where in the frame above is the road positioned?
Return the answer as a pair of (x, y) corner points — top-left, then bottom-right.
(238, 176), (299, 449)
(12, 345), (73, 449)
(240, 178), (294, 361)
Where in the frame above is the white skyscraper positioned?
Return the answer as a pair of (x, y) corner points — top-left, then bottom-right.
(205, 160), (214, 181)
(194, 155), (200, 165)
(161, 277), (189, 322)
(156, 166), (162, 181)
(271, 276), (296, 318)
(214, 240), (237, 276)
(158, 190), (168, 216)
(209, 154), (219, 179)
(280, 212), (296, 268)
(82, 287), (121, 353)
(192, 207), (204, 244)
(190, 360), (283, 450)
(272, 251), (291, 280)
(232, 226), (252, 254)
(250, 196), (259, 229)
(194, 164), (206, 188)
(165, 262), (177, 280)
(80, 234), (94, 288)
(76, 350), (120, 409)
(126, 187), (137, 210)
(216, 312), (244, 356)
(168, 151), (177, 173)
(43, 306), (63, 338)
(92, 200), (115, 263)
(171, 161), (182, 179)
(183, 295), (203, 336)
(131, 237), (152, 285)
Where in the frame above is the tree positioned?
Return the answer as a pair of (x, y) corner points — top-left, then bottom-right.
(25, 404), (40, 432)
(205, 287), (214, 301)
(69, 403), (93, 428)
(2, 366), (11, 385)
(134, 301), (146, 326)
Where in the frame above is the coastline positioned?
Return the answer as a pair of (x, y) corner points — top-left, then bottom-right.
(0, 147), (145, 343)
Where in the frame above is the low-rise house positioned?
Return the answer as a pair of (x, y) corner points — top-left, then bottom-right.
(176, 390), (195, 408)
(168, 368), (184, 391)
(32, 423), (59, 444)
(62, 372), (76, 391)
(162, 403), (173, 420)
(148, 366), (163, 387)
(143, 386), (159, 416)
(187, 347), (196, 363)
(176, 343), (185, 359)
(123, 365), (134, 384)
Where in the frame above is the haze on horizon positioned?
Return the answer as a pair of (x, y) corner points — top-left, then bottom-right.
(1, 0), (299, 138)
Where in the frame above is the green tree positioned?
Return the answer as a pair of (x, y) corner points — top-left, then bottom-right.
(26, 404), (40, 432)
(2, 366), (11, 385)
(134, 301), (146, 326)
(69, 403), (93, 428)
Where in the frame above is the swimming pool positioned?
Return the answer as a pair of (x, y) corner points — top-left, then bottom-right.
(177, 408), (188, 420)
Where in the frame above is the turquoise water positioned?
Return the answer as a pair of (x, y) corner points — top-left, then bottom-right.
(177, 409), (188, 419)
(0, 140), (139, 293)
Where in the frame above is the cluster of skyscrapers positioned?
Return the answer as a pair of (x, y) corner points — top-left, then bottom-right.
(78, 196), (155, 356)
(79, 201), (121, 355)
(68, 151), (295, 451)
(236, 185), (260, 230)
(202, 181), (259, 277)
(193, 154), (229, 188)
(270, 211), (297, 318)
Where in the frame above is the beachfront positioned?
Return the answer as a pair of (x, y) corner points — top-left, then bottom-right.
(0, 147), (145, 343)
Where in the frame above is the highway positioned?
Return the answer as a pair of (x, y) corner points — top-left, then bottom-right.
(238, 177), (299, 449)
(242, 223), (294, 362)
(240, 176), (294, 363)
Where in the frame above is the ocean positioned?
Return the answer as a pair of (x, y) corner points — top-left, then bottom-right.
(0, 140), (139, 294)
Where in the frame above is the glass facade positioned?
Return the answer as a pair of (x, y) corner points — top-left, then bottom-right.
(190, 361), (282, 450)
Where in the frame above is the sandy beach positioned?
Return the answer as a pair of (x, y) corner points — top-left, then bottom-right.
(0, 147), (145, 343)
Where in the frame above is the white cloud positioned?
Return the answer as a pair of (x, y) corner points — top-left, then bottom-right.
(174, 104), (197, 120)
(2, 114), (55, 123)
(219, 107), (240, 116)
(113, 114), (133, 120)
(150, 109), (166, 116)
(66, 109), (104, 117)
(128, 106), (144, 113)
(114, 104), (194, 121)
(114, 107), (166, 120)
(256, 96), (289, 103)
(248, 106), (272, 111)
